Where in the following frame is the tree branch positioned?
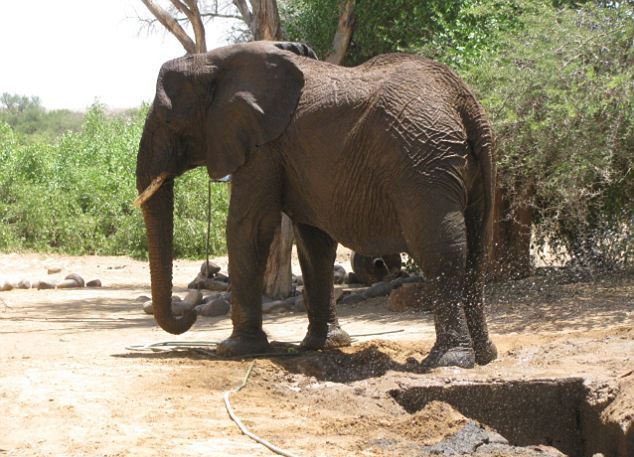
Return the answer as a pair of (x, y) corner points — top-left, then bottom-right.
(232, 0), (252, 26)
(201, 12), (243, 20)
(169, 0), (207, 52)
(140, 11), (244, 27)
(140, 0), (196, 53)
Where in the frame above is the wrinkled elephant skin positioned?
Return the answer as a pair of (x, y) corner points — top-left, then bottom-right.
(135, 41), (497, 369)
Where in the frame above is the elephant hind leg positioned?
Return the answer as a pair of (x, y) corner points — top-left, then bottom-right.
(464, 199), (497, 365)
(403, 202), (475, 369)
(294, 223), (351, 350)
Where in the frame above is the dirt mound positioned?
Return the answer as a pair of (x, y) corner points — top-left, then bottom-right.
(393, 400), (469, 443)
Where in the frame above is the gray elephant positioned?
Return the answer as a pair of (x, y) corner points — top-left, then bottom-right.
(135, 41), (497, 369)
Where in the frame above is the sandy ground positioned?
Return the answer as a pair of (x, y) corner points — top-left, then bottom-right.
(0, 252), (632, 456)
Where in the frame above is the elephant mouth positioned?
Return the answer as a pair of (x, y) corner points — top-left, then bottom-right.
(133, 172), (171, 207)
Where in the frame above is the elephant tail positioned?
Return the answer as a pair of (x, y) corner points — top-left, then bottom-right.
(463, 102), (496, 257)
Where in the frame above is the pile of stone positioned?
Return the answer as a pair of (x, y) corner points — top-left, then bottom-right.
(187, 260), (229, 291)
(335, 273), (424, 307)
(0, 271), (101, 291)
(141, 260), (428, 318)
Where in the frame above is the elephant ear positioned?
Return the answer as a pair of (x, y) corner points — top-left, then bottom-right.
(154, 55), (214, 129)
(205, 48), (305, 179)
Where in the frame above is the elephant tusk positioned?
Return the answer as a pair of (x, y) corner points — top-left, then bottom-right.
(133, 172), (170, 208)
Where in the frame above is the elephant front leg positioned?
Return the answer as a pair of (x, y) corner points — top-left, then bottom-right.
(216, 204), (280, 357)
(294, 223), (351, 350)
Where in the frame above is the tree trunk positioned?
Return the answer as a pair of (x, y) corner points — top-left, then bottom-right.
(326, 0), (355, 64)
(489, 183), (534, 280)
(252, 0), (282, 40)
(263, 213), (294, 299)
(250, 0), (289, 298)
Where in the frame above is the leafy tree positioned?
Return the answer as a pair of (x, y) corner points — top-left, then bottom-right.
(458, 1), (633, 270)
(0, 92), (84, 139)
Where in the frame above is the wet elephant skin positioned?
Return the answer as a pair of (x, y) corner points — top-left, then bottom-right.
(135, 41), (497, 368)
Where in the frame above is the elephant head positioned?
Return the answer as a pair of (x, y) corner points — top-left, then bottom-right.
(135, 42), (307, 334)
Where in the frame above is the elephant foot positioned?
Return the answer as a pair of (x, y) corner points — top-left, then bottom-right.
(474, 338), (498, 365)
(420, 345), (475, 370)
(300, 324), (352, 350)
(217, 332), (270, 357)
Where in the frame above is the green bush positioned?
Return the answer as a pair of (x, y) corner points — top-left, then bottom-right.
(0, 105), (229, 259)
(456, 2), (633, 267)
(0, 93), (84, 140)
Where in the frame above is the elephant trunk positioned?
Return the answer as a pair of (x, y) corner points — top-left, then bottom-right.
(137, 175), (196, 335)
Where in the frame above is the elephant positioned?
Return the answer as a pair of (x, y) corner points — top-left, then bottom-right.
(135, 40), (497, 369)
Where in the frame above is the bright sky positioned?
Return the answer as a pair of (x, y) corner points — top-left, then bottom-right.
(0, 0), (235, 111)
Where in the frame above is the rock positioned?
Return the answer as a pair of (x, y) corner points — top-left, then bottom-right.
(217, 292), (232, 302)
(333, 264), (347, 284)
(86, 279), (102, 288)
(200, 260), (221, 277)
(35, 280), (56, 290)
(293, 295), (306, 313)
(345, 272), (360, 284)
(195, 298), (230, 317)
(172, 301), (191, 315)
(202, 293), (220, 304)
(136, 295), (151, 302)
(214, 272), (229, 283)
(143, 296), (194, 316)
(188, 273), (203, 289)
(202, 291), (232, 304)
(1, 280), (31, 290)
(262, 299), (292, 314)
(363, 281), (394, 299)
(182, 289), (203, 308)
(47, 267), (62, 275)
(389, 277), (405, 289)
(340, 293), (366, 306)
(388, 286), (411, 312)
(388, 282), (433, 312)
(188, 272), (229, 290)
(143, 300), (154, 315)
(201, 278), (229, 291)
(295, 275), (304, 286)
(427, 422), (504, 455)
(56, 273), (84, 289)
(401, 275), (424, 284)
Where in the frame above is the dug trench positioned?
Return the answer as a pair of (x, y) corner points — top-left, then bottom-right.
(259, 341), (632, 457)
(1, 253), (632, 456)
